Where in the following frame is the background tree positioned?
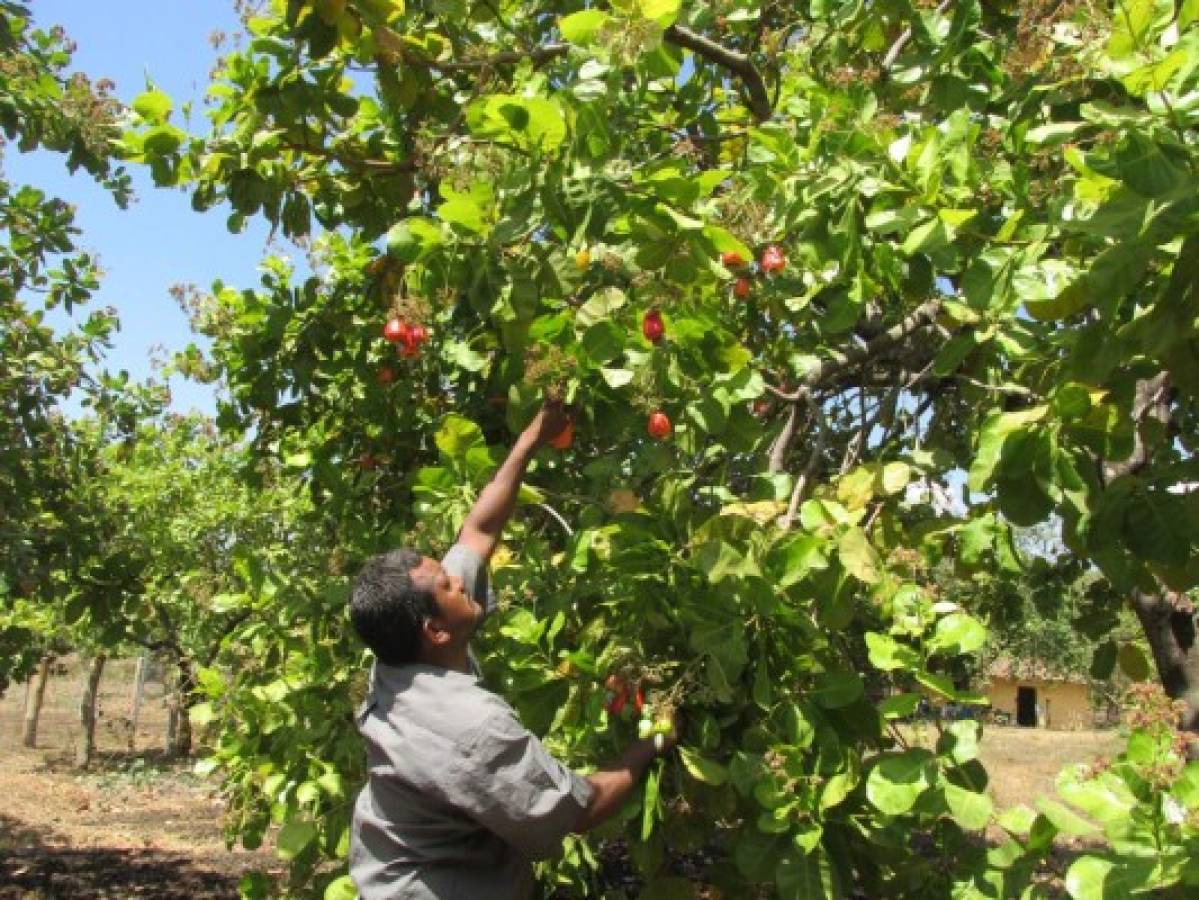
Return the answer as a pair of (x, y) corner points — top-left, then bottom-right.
(0, 0), (161, 692)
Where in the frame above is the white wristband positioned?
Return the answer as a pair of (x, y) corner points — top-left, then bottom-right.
(653, 733), (665, 752)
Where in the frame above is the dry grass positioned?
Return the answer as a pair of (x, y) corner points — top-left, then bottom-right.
(899, 721), (1124, 811)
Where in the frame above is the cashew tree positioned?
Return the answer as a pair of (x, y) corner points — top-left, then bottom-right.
(131, 0), (1199, 896)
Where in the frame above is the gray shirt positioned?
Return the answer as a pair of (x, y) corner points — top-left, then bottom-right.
(349, 544), (593, 900)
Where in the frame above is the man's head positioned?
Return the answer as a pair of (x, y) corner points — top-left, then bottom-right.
(349, 549), (483, 667)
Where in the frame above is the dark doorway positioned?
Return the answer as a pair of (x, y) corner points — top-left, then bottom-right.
(1016, 686), (1037, 727)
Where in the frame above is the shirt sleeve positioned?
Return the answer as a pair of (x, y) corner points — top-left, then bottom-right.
(454, 707), (594, 860)
(442, 543), (495, 616)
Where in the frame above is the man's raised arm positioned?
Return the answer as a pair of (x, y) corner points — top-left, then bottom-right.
(455, 400), (570, 563)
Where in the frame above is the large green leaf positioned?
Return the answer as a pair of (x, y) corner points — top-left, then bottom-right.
(559, 9), (609, 44)
(1064, 855), (1132, 900)
(943, 782), (993, 831)
(837, 527), (881, 584)
(810, 669), (864, 709)
(866, 750), (936, 815)
(276, 819), (317, 860)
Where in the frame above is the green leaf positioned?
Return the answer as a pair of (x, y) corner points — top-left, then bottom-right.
(276, 819), (317, 860)
(438, 187), (488, 235)
(902, 218), (949, 256)
(133, 87), (173, 125)
(996, 804), (1038, 836)
(838, 527), (881, 584)
(879, 693), (920, 719)
(323, 875), (358, 900)
(1064, 855), (1132, 900)
(735, 831), (785, 882)
(600, 367), (634, 388)
(387, 217), (443, 262)
(879, 462), (911, 495)
(641, 765), (660, 841)
(939, 721), (982, 766)
(1090, 642), (1118, 679)
(1116, 643), (1151, 681)
(189, 702), (215, 727)
(704, 225), (751, 261)
(678, 747), (728, 786)
(968, 407), (1048, 492)
(929, 613), (987, 655)
(1055, 768), (1134, 826)
(914, 670), (956, 699)
(944, 782), (993, 830)
(1035, 798), (1099, 837)
(865, 632), (921, 672)
(577, 287), (627, 327)
(435, 415), (484, 459)
(581, 321), (625, 365)
(776, 850), (826, 899)
(769, 533), (829, 587)
(639, 0), (681, 26)
(819, 773), (856, 810)
(1123, 490), (1190, 567)
(866, 749), (936, 815)
(559, 9), (609, 44)
(810, 669), (864, 709)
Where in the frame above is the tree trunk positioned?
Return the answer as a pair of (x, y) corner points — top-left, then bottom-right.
(22, 656), (51, 748)
(75, 653), (107, 768)
(1132, 589), (1199, 734)
(166, 657), (196, 758)
(127, 653), (148, 751)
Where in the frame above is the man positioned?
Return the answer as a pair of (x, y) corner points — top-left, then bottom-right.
(348, 400), (675, 899)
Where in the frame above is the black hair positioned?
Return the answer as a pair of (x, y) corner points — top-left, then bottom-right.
(349, 548), (436, 666)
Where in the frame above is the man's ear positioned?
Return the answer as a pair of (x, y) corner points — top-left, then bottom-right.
(421, 616), (452, 647)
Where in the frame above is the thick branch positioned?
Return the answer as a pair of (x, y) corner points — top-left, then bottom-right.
(768, 395), (804, 473)
(1101, 371), (1170, 483)
(664, 25), (773, 121)
(772, 299), (944, 401)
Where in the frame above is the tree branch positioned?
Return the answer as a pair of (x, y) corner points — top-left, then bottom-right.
(882, 0), (953, 70)
(780, 396), (828, 529)
(768, 395), (804, 474)
(664, 25), (773, 121)
(772, 299), (944, 401)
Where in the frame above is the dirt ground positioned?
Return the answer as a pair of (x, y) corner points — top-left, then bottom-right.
(0, 657), (277, 898)
(0, 657), (1128, 898)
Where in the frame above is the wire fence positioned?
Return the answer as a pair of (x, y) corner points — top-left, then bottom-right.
(0, 655), (174, 758)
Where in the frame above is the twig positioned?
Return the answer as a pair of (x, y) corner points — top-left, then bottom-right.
(535, 502), (575, 538)
(881, 0), (953, 70)
(780, 396), (828, 529)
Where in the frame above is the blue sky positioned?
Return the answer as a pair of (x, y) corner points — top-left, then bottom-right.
(8, 1), (284, 416)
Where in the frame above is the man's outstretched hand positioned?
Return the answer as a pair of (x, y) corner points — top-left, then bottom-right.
(523, 399), (572, 448)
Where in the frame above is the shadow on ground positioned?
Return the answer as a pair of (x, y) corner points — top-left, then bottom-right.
(0, 814), (257, 899)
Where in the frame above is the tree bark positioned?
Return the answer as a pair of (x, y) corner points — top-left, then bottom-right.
(166, 656), (197, 758)
(75, 653), (106, 768)
(22, 656), (51, 748)
(1131, 589), (1199, 733)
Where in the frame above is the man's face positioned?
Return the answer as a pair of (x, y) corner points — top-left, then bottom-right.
(410, 556), (482, 644)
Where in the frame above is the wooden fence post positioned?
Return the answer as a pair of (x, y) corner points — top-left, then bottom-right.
(128, 653), (148, 751)
(76, 653), (107, 768)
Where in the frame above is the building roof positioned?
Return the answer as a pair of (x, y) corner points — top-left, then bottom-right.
(983, 655), (1088, 684)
